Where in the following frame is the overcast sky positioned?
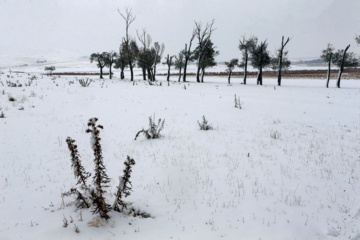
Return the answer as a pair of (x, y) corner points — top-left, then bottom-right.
(0, 0), (359, 62)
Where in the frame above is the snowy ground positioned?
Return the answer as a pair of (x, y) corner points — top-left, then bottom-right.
(0, 60), (359, 240)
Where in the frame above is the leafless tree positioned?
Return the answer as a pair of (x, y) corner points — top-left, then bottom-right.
(118, 8), (136, 81)
(104, 51), (117, 79)
(137, 29), (152, 80)
(320, 44), (335, 88)
(164, 54), (175, 82)
(276, 36), (291, 86)
(182, 30), (196, 82)
(238, 36), (257, 85)
(250, 40), (271, 85)
(225, 58), (239, 85)
(194, 20), (216, 83)
(90, 52), (107, 79)
(152, 42), (165, 81)
(333, 45), (358, 88)
(174, 50), (185, 82)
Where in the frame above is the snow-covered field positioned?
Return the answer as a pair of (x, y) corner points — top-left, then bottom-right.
(0, 60), (359, 240)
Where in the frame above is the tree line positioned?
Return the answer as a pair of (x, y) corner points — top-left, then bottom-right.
(90, 8), (360, 88)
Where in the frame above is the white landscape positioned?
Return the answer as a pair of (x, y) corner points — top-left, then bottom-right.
(0, 59), (359, 240)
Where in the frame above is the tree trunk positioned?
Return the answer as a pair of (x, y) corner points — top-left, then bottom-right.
(167, 66), (170, 81)
(336, 45), (350, 88)
(178, 68), (182, 82)
(121, 67), (125, 79)
(228, 71), (232, 85)
(257, 67), (263, 85)
(109, 64), (112, 79)
(243, 55), (248, 85)
(152, 65), (157, 81)
(336, 69), (343, 88)
(326, 60), (331, 88)
(183, 44), (188, 82)
(142, 67), (147, 80)
(196, 66), (201, 83)
(147, 67), (152, 81)
(277, 36), (290, 87)
(100, 67), (103, 79)
(129, 61), (134, 81)
(277, 47), (283, 86)
(201, 68), (205, 83)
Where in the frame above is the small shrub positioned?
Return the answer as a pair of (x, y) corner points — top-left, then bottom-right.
(79, 78), (92, 87)
(270, 130), (281, 139)
(0, 111), (5, 118)
(63, 216), (68, 228)
(6, 80), (17, 87)
(45, 66), (56, 76)
(8, 96), (16, 102)
(134, 115), (165, 140)
(74, 224), (80, 233)
(198, 115), (213, 130)
(234, 94), (242, 109)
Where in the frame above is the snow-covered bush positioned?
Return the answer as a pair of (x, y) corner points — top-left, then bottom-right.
(198, 115), (213, 130)
(270, 130), (281, 139)
(134, 114), (165, 140)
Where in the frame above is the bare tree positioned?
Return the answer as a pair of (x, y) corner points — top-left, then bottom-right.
(44, 66), (56, 76)
(333, 45), (358, 88)
(137, 29), (152, 80)
(193, 39), (218, 82)
(152, 42), (165, 81)
(238, 36), (257, 85)
(174, 50), (185, 82)
(250, 40), (271, 85)
(225, 58), (239, 85)
(90, 52), (107, 79)
(320, 44), (335, 88)
(183, 30), (196, 82)
(104, 51), (117, 79)
(194, 20), (216, 83)
(163, 54), (175, 82)
(114, 43), (128, 79)
(275, 36), (291, 86)
(118, 8), (136, 81)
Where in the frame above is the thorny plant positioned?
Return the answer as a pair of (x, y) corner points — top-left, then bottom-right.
(63, 118), (144, 221)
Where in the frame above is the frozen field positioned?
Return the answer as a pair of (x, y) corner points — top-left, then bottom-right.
(0, 61), (359, 240)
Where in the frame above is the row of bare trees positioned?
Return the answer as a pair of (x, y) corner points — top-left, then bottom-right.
(321, 43), (358, 88)
(90, 8), (165, 82)
(226, 34), (359, 88)
(90, 8), (359, 88)
(90, 8), (219, 83)
(225, 36), (291, 86)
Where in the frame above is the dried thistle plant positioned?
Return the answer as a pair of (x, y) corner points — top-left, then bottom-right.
(113, 156), (136, 212)
(86, 118), (111, 220)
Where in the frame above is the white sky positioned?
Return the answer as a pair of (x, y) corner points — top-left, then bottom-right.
(0, 0), (359, 61)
